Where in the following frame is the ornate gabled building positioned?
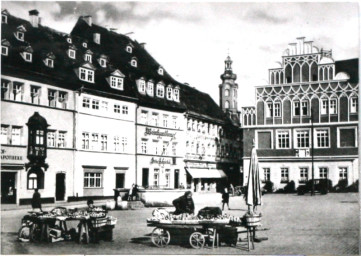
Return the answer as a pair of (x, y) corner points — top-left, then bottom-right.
(242, 37), (359, 190)
(1, 9), (242, 204)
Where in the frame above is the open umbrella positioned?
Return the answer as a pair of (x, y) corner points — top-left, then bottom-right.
(246, 147), (262, 214)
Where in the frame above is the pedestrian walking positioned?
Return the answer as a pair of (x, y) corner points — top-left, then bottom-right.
(31, 188), (42, 212)
(222, 187), (230, 210)
(128, 184), (134, 201)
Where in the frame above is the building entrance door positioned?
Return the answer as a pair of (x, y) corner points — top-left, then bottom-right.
(116, 173), (125, 188)
(55, 173), (65, 201)
(174, 169), (179, 188)
(142, 168), (149, 188)
(1, 172), (16, 204)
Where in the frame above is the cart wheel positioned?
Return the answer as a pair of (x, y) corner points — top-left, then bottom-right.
(18, 226), (31, 242)
(151, 228), (170, 247)
(189, 232), (205, 249)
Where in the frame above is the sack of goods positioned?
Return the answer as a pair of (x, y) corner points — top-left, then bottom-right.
(197, 207), (222, 219)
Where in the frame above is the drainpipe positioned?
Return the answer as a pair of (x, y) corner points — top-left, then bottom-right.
(135, 105), (139, 185)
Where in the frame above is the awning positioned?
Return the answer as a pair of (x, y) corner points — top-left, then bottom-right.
(186, 168), (227, 179)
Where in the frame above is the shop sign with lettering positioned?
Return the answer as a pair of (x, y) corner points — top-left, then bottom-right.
(144, 128), (176, 139)
(1, 148), (24, 161)
(150, 157), (171, 165)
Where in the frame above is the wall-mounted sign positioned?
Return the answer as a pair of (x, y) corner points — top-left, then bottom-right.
(1, 149), (23, 161)
(150, 157), (171, 165)
(145, 128), (176, 139)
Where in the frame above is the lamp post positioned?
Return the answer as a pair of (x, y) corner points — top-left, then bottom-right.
(311, 106), (315, 196)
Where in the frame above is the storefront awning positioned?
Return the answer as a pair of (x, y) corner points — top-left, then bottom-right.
(186, 168), (227, 179)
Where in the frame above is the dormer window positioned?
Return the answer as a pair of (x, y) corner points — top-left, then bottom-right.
(126, 45), (132, 53)
(131, 58), (137, 67)
(2, 14), (7, 24)
(110, 76), (124, 90)
(156, 83), (165, 98)
(166, 86), (173, 100)
(158, 67), (164, 75)
(68, 49), (76, 59)
(16, 32), (24, 41)
(173, 88), (180, 102)
(99, 58), (107, 68)
(1, 46), (8, 56)
(82, 42), (87, 48)
(24, 52), (32, 62)
(45, 58), (54, 68)
(147, 81), (154, 96)
(85, 54), (92, 63)
(79, 67), (94, 83)
(138, 79), (146, 94)
(67, 38), (72, 44)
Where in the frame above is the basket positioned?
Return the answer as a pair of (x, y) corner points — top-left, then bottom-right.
(244, 214), (262, 227)
(107, 217), (117, 226)
(91, 217), (108, 228)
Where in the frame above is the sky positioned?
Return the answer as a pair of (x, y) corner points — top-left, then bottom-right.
(1, 1), (359, 108)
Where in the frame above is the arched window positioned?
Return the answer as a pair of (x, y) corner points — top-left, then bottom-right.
(225, 101), (230, 109)
(27, 168), (44, 189)
(324, 67), (329, 80)
(329, 66), (334, 80)
(293, 64), (300, 82)
(310, 62), (318, 81)
(28, 173), (37, 189)
(275, 72), (280, 84)
(301, 63), (309, 82)
(285, 65), (292, 83)
(319, 67), (324, 81)
(225, 89), (229, 97)
(270, 72), (275, 84)
(131, 58), (137, 67)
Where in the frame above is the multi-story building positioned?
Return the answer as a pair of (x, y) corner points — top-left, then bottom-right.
(242, 37), (359, 190)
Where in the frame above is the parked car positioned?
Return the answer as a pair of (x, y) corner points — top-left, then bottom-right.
(297, 179), (333, 195)
(234, 185), (266, 196)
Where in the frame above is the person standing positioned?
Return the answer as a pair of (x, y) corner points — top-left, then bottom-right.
(128, 184), (134, 201)
(222, 187), (230, 210)
(31, 189), (42, 212)
(172, 191), (195, 215)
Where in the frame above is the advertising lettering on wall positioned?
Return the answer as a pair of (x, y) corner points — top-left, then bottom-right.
(150, 157), (172, 165)
(144, 128), (176, 139)
(1, 149), (23, 161)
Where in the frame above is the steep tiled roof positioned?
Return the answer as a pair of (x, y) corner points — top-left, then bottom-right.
(335, 58), (359, 84)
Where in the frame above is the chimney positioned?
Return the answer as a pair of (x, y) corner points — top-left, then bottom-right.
(296, 37), (305, 55)
(29, 9), (39, 28)
(93, 33), (100, 44)
(82, 15), (92, 27)
(139, 43), (146, 49)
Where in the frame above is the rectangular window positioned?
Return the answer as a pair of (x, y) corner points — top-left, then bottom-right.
(266, 102), (273, 117)
(257, 131), (272, 149)
(58, 131), (66, 148)
(58, 91), (67, 109)
(141, 139), (148, 154)
(277, 130), (290, 149)
(82, 97), (90, 108)
(301, 101), (308, 116)
(274, 103), (281, 117)
(166, 87), (172, 100)
(101, 101), (108, 111)
(1, 79), (10, 100)
(114, 104), (121, 113)
(163, 115), (168, 127)
(100, 134), (107, 151)
(24, 52), (32, 62)
(299, 167), (308, 183)
(295, 130), (310, 148)
(152, 113), (159, 126)
(68, 49), (76, 59)
(293, 101), (300, 116)
(153, 140), (159, 155)
(172, 142), (177, 156)
(319, 167), (328, 179)
(85, 54), (92, 63)
(139, 80), (146, 93)
(111, 76), (124, 90)
(329, 99), (337, 114)
(156, 85), (164, 98)
(114, 136), (120, 152)
(91, 133), (99, 150)
(48, 89), (56, 107)
(338, 127), (356, 148)
(141, 110), (148, 124)
(46, 58), (54, 68)
(1, 46), (8, 56)
(162, 142), (168, 155)
(315, 129), (329, 148)
(350, 97), (358, 113)
(281, 168), (289, 183)
(147, 82), (154, 96)
(263, 168), (270, 183)
(47, 131), (56, 147)
(121, 137), (127, 152)
(339, 167), (347, 180)
(82, 132), (89, 150)
(153, 169), (159, 186)
(122, 105), (128, 115)
(11, 127), (21, 145)
(92, 99), (99, 110)
(321, 99), (328, 115)
(30, 86), (41, 105)
(1, 125), (8, 144)
(165, 169), (170, 188)
(13, 82), (23, 102)
(172, 116), (177, 129)
(79, 68), (94, 83)
(173, 89), (179, 101)
(84, 173), (102, 188)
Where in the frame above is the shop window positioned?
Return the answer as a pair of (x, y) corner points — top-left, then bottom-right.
(27, 168), (44, 189)
(30, 86), (41, 105)
(281, 168), (289, 183)
(84, 173), (102, 188)
(299, 168), (308, 183)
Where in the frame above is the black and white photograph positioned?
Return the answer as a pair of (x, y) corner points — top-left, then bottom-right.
(0, 1), (359, 255)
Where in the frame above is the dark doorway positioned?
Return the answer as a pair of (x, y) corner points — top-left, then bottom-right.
(174, 169), (179, 188)
(55, 173), (65, 201)
(116, 173), (125, 188)
(1, 172), (16, 204)
(142, 168), (149, 188)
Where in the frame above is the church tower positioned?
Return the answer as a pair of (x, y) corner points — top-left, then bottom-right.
(219, 55), (238, 115)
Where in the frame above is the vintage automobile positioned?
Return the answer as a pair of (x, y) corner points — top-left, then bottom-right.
(297, 179), (333, 195)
